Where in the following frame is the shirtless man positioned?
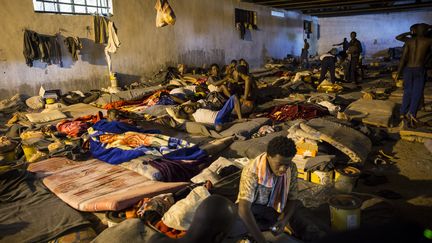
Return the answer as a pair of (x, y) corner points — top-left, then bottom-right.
(231, 65), (257, 114)
(395, 23), (432, 127)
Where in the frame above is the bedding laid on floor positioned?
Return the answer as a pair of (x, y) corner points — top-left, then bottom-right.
(0, 169), (90, 243)
(27, 157), (189, 211)
(89, 120), (207, 165)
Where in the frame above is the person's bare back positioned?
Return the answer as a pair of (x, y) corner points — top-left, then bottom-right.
(404, 36), (432, 67)
(397, 24), (432, 77)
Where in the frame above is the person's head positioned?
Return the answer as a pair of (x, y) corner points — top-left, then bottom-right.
(416, 23), (429, 37)
(181, 104), (197, 115)
(209, 64), (220, 77)
(230, 59), (238, 66)
(239, 58), (248, 66)
(343, 37), (347, 42)
(266, 136), (296, 176)
(410, 24), (419, 36)
(350, 32), (357, 40)
(186, 195), (237, 243)
(233, 64), (248, 81)
(304, 39), (308, 43)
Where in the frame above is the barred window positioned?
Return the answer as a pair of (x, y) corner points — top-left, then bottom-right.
(32, 0), (113, 15)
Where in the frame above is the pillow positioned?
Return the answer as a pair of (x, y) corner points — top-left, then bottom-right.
(26, 110), (67, 123)
(120, 157), (163, 181)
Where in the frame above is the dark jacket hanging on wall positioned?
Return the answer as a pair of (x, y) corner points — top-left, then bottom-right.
(23, 30), (40, 67)
(23, 30), (62, 67)
(64, 37), (83, 61)
(38, 35), (62, 65)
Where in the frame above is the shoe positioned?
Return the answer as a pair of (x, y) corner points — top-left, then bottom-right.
(398, 115), (408, 129)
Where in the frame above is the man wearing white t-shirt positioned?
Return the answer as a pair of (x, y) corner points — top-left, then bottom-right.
(178, 95), (243, 131)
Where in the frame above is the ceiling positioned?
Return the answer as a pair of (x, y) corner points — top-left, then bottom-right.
(243, 0), (432, 17)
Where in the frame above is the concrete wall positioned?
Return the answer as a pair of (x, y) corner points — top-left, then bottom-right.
(318, 10), (432, 58)
(0, 0), (309, 98)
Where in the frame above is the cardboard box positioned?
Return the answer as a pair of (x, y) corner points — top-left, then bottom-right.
(296, 141), (318, 157)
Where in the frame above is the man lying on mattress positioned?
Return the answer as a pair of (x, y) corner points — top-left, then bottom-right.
(169, 95), (243, 132)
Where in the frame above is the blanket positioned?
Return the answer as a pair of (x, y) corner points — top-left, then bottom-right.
(289, 118), (372, 163)
(0, 170), (89, 242)
(89, 120), (207, 164)
(344, 99), (396, 127)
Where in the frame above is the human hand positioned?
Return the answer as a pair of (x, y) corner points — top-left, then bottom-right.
(270, 220), (287, 236)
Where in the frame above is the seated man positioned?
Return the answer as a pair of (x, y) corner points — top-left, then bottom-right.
(174, 95), (242, 132)
(94, 195), (237, 243)
(222, 59), (238, 77)
(207, 63), (232, 98)
(231, 65), (257, 115)
(232, 136), (298, 243)
(239, 58), (250, 73)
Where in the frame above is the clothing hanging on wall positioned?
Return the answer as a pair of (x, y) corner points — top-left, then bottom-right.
(234, 9), (257, 40)
(155, 0), (176, 28)
(94, 15), (109, 44)
(93, 15), (120, 73)
(23, 30), (62, 67)
(23, 30), (40, 67)
(104, 20), (120, 74)
(64, 37), (82, 61)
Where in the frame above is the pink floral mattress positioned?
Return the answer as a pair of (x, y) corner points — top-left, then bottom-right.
(27, 158), (188, 212)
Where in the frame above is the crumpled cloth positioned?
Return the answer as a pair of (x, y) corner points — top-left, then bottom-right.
(56, 120), (90, 138)
(56, 113), (103, 137)
(0, 94), (26, 114)
(0, 136), (17, 153)
(137, 193), (175, 219)
(252, 125), (276, 138)
(155, 221), (186, 239)
(317, 80), (343, 93)
(268, 104), (328, 122)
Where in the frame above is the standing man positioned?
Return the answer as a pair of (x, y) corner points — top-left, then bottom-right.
(301, 39), (310, 68)
(395, 23), (432, 128)
(347, 32), (363, 84)
(232, 136), (298, 243)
